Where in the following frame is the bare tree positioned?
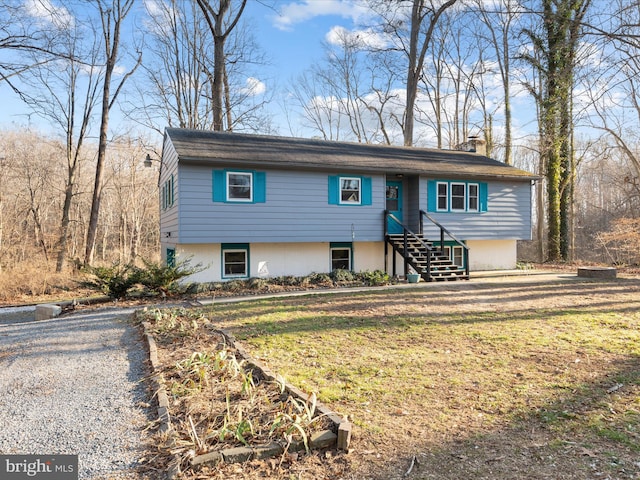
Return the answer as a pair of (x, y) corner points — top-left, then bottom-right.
(195, 0), (248, 131)
(289, 29), (402, 144)
(585, 0), (640, 180)
(402, 0), (457, 146)
(139, 0), (215, 130)
(84, 0), (141, 266)
(472, 0), (522, 165)
(18, 17), (102, 272)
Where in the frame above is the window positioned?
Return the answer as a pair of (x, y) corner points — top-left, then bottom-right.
(437, 182), (448, 211)
(213, 170), (266, 203)
(222, 244), (249, 278)
(428, 180), (488, 213)
(328, 175), (372, 206)
(330, 243), (352, 271)
(386, 184), (399, 211)
(443, 245), (464, 267)
(227, 171), (252, 202)
(162, 174), (175, 210)
(467, 183), (479, 212)
(450, 183), (466, 211)
(340, 177), (361, 204)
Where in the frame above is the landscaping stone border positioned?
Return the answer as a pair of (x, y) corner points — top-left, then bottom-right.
(139, 312), (352, 479)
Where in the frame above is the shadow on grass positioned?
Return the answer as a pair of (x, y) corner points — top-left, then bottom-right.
(204, 277), (640, 344)
(393, 356), (640, 480)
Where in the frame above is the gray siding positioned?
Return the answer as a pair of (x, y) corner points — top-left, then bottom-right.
(160, 136), (180, 242)
(178, 166), (386, 243)
(419, 178), (532, 240)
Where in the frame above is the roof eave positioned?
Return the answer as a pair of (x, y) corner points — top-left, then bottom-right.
(177, 155), (539, 182)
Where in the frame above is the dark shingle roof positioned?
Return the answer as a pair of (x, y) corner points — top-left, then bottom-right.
(165, 128), (537, 181)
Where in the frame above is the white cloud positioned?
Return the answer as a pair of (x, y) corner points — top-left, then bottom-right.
(325, 25), (389, 49)
(272, 0), (370, 31)
(241, 77), (266, 96)
(23, 0), (74, 30)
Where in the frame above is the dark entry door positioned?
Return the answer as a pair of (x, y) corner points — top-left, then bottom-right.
(386, 181), (403, 234)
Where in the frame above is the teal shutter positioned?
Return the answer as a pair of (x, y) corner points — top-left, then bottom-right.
(361, 176), (372, 205)
(427, 180), (437, 212)
(254, 171), (266, 203)
(213, 170), (225, 202)
(479, 182), (488, 212)
(328, 176), (339, 204)
(166, 248), (175, 268)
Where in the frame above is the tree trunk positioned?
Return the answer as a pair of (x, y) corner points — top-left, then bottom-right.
(84, 74), (111, 265)
(403, 0), (457, 147)
(55, 183), (74, 272)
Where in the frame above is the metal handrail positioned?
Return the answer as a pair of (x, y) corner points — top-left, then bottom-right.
(419, 210), (469, 278)
(384, 211), (433, 280)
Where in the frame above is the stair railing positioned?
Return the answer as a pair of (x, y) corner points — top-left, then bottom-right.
(384, 210), (433, 281)
(419, 210), (469, 278)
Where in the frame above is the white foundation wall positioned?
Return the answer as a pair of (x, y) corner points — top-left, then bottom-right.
(466, 239), (517, 271)
(171, 242), (385, 283)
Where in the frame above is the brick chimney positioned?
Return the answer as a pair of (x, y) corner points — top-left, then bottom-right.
(457, 136), (487, 156)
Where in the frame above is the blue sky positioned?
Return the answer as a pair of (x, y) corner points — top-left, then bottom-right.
(0, 0), (370, 139)
(0, 0), (543, 152)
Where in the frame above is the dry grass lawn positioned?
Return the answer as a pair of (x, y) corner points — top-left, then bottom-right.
(150, 273), (640, 480)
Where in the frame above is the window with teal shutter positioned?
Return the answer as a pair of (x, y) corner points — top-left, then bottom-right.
(212, 170), (266, 203)
(328, 175), (372, 206)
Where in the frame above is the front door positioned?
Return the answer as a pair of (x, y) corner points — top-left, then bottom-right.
(386, 181), (403, 234)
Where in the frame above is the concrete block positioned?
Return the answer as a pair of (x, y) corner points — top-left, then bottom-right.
(310, 430), (337, 449)
(222, 446), (253, 463)
(35, 304), (62, 321)
(252, 442), (284, 459)
(577, 267), (617, 279)
(337, 422), (352, 450)
(191, 450), (223, 467)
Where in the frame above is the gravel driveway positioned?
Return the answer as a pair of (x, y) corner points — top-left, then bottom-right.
(0, 306), (155, 479)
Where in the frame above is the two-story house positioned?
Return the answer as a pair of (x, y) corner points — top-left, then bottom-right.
(159, 128), (537, 283)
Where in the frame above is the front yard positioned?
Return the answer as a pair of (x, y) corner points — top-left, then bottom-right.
(149, 274), (640, 479)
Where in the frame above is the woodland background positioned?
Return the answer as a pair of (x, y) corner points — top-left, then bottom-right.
(1, 0), (639, 299)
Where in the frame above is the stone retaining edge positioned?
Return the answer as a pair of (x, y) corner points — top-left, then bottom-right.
(139, 313), (352, 478)
(140, 319), (181, 480)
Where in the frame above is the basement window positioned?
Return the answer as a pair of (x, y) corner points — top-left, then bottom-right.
(330, 242), (352, 271)
(222, 244), (249, 278)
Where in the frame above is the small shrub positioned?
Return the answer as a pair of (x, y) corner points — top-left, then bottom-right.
(137, 257), (204, 296)
(272, 275), (301, 286)
(81, 263), (140, 299)
(223, 279), (247, 292)
(357, 269), (391, 286)
(247, 277), (268, 290)
(330, 269), (355, 283)
(307, 272), (333, 286)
